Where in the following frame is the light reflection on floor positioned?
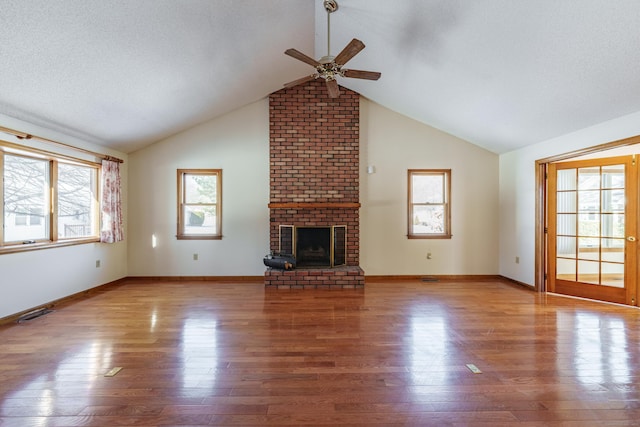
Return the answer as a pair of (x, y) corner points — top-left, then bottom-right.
(409, 305), (450, 386)
(564, 311), (631, 385)
(1, 340), (110, 418)
(180, 317), (218, 390)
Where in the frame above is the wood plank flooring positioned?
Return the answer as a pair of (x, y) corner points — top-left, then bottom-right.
(1, 279), (640, 426)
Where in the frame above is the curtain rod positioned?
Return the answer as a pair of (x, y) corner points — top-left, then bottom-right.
(0, 125), (124, 163)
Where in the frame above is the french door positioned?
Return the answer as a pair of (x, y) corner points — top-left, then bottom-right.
(547, 156), (638, 305)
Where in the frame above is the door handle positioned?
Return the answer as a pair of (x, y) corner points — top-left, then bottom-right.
(628, 236), (637, 242)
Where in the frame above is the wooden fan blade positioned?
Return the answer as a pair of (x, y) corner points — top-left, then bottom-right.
(333, 38), (365, 66)
(326, 79), (340, 98)
(284, 48), (320, 67)
(343, 69), (381, 80)
(284, 74), (316, 88)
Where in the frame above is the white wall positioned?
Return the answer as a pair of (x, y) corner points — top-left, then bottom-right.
(499, 110), (640, 286)
(127, 99), (270, 276)
(127, 97), (500, 278)
(359, 100), (500, 275)
(0, 114), (128, 319)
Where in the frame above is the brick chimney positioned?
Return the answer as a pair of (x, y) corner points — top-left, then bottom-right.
(265, 80), (364, 288)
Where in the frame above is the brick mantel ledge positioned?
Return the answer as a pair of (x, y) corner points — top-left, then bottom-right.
(268, 202), (361, 209)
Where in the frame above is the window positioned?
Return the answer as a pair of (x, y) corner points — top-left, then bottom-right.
(1, 151), (99, 249)
(177, 169), (222, 239)
(3, 155), (49, 242)
(408, 169), (451, 239)
(58, 162), (98, 239)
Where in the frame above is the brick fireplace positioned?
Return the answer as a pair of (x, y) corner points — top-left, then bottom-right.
(264, 79), (364, 288)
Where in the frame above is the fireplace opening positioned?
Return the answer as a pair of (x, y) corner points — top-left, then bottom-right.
(278, 225), (347, 268)
(296, 227), (331, 267)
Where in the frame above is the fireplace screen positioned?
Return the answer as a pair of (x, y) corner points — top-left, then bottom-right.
(279, 225), (347, 268)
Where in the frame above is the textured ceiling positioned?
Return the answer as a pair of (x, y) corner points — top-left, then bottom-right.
(1, 0), (640, 154)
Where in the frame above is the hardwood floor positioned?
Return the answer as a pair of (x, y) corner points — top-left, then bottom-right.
(1, 279), (640, 426)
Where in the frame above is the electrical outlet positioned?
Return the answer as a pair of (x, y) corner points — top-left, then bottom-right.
(193, 253), (198, 261)
(515, 256), (520, 264)
(95, 260), (101, 268)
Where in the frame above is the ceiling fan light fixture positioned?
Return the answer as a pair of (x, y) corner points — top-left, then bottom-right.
(316, 62), (341, 80)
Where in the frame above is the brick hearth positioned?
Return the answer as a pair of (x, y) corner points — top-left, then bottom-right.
(265, 80), (364, 287)
(264, 266), (365, 289)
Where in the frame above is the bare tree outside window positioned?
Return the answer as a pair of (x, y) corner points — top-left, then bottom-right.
(3, 155), (49, 242)
(2, 153), (98, 246)
(58, 163), (97, 238)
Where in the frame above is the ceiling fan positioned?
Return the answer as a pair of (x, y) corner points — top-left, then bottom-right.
(283, 0), (381, 98)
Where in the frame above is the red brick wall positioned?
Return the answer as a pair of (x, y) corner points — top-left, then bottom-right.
(269, 80), (360, 266)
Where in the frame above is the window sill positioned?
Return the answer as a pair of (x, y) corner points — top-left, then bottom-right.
(0, 237), (101, 255)
(176, 235), (222, 240)
(408, 234), (452, 239)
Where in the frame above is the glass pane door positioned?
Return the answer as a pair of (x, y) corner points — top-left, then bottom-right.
(548, 156), (637, 305)
(555, 165), (625, 286)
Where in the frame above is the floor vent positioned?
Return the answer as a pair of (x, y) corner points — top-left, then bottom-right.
(421, 276), (439, 282)
(17, 308), (54, 323)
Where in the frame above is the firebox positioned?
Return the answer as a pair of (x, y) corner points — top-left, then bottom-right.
(279, 225), (346, 268)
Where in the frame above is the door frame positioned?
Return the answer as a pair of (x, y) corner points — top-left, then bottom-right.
(535, 134), (640, 302)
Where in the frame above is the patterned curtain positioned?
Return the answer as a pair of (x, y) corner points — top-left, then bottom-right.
(100, 159), (124, 243)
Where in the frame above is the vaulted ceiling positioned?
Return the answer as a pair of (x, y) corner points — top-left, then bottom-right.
(1, 1), (639, 154)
